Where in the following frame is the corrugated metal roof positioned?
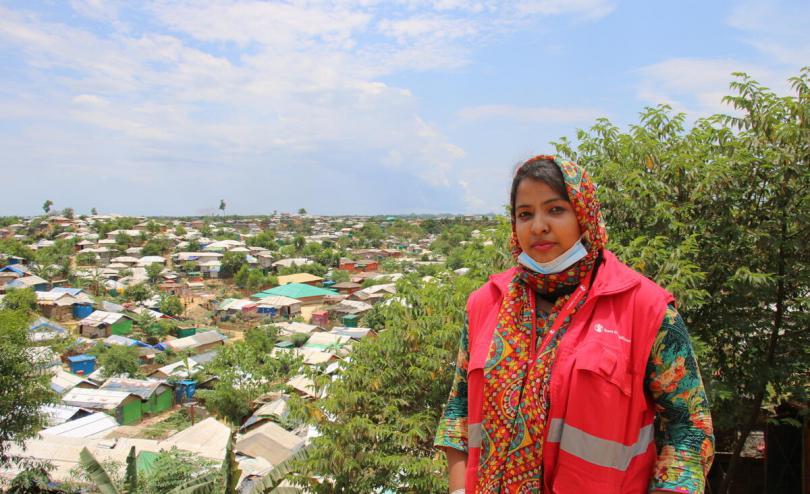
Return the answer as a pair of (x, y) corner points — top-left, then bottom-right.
(164, 330), (226, 351)
(40, 412), (118, 438)
(62, 387), (134, 410)
(100, 378), (168, 400)
(161, 417), (230, 460)
(255, 283), (337, 299)
(51, 370), (87, 395)
(236, 422), (304, 465)
(277, 273), (324, 285)
(80, 310), (125, 326)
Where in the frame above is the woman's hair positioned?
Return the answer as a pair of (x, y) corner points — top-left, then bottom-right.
(510, 157), (568, 219)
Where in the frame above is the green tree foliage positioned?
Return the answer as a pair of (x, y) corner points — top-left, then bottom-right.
(42, 200), (53, 214)
(76, 251), (98, 266)
(0, 309), (56, 468)
(198, 329), (301, 425)
(125, 283), (151, 302)
(140, 447), (221, 493)
(174, 224), (187, 236)
(287, 232), (510, 493)
(220, 251), (247, 278)
(125, 446), (137, 493)
(159, 294), (184, 317)
(7, 462), (54, 493)
(233, 264), (250, 289)
(146, 220), (161, 235)
(2, 287), (37, 312)
(277, 262), (328, 277)
(551, 68), (810, 494)
(0, 239), (35, 260)
(329, 269), (350, 283)
(293, 235), (306, 252)
(141, 236), (173, 256)
(246, 230), (278, 250)
(98, 345), (141, 378)
(145, 263), (164, 284)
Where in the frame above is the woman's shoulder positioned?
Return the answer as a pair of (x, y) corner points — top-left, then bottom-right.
(600, 250), (675, 306)
(466, 267), (516, 308)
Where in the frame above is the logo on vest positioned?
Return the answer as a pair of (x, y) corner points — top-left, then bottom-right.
(593, 323), (631, 343)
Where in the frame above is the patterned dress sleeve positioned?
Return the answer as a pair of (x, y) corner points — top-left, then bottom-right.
(646, 305), (715, 493)
(434, 314), (470, 453)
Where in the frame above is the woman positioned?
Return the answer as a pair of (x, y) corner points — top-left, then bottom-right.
(435, 156), (714, 494)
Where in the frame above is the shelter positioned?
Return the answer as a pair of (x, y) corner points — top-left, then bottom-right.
(161, 417), (230, 460)
(67, 354), (97, 376)
(28, 316), (67, 342)
(252, 283), (337, 304)
(79, 310), (133, 338)
(158, 330), (226, 354)
(277, 273), (324, 286)
(61, 388), (142, 425)
(273, 321), (322, 336)
(99, 378), (174, 415)
(39, 412), (119, 439)
(254, 295), (301, 318)
(235, 421), (305, 466)
(51, 369), (96, 396)
(302, 332), (351, 351)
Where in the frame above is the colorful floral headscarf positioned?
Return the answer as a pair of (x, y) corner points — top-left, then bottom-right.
(477, 156), (607, 493)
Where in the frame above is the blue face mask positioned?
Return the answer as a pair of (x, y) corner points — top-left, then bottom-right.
(517, 238), (588, 274)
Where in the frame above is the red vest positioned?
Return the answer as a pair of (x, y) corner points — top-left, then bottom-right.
(465, 250), (673, 494)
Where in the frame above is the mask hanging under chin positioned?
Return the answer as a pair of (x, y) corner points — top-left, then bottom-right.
(517, 238), (588, 274)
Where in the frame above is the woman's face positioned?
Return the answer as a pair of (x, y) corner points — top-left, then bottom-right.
(514, 178), (582, 264)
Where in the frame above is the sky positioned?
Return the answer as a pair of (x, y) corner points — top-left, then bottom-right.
(1, 0), (808, 217)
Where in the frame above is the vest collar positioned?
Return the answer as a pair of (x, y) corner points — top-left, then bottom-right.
(488, 250), (639, 298)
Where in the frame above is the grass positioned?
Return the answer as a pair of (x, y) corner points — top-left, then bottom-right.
(140, 409), (191, 439)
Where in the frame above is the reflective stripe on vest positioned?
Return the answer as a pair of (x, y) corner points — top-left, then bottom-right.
(468, 422), (482, 448)
(546, 418), (654, 471)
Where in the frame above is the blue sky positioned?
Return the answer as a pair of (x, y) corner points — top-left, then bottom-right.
(1, 0), (808, 216)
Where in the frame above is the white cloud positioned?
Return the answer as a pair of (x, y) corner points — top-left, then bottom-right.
(635, 58), (788, 117)
(0, 1), (616, 214)
(459, 104), (605, 123)
(515, 0), (615, 19)
(727, 0), (810, 67)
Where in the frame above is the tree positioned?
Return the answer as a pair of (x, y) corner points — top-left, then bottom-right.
(329, 269), (350, 283)
(159, 294), (184, 317)
(220, 251), (247, 278)
(91, 207), (98, 216)
(550, 68), (810, 494)
(219, 199), (226, 214)
(233, 264), (250, 289)
(246, 230), (278, 250)
(287, 232), (510, 493)
(7, 462), (54, 493)
(298, 208), (307, 215)
(98, 345), (141, 378)
(125, 283), (151, 302)
(2, 287), (37, 312)
(125, 446), (137, 493)
(61, 207), (74, 219)
(0, 309), (56, 468)
(293, 235), (306, 252)
(42, 200), (53, 214)
(145, 263), (163, 284)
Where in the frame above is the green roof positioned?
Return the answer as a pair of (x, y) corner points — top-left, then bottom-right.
(253, 283), (338, 299)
